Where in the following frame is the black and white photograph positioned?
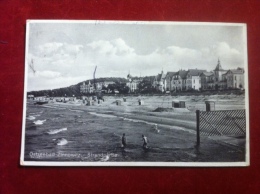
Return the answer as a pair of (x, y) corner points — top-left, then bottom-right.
(21, 20), (249, 166)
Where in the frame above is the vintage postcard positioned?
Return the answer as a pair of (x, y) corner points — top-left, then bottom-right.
(21, 20), (249, 166)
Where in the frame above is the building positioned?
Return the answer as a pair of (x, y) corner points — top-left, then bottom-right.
(150, 59), (244, 92)
(213, 59), (227, 82)
(80, 81), (104, 94)
(171, 70), (188, 91)
(80, 81), (94, 94)
(199, 60), (244, 90)
(80, 79), (116, 94)
(186, 69), (206, 90)
(212, 59), (228, 90)
(200, 72), (215, 90)
(126, 73), (142, 93)
(224, 68), (245, 89)
(153, 70), (166, 92)
(165, 72), (176, 91)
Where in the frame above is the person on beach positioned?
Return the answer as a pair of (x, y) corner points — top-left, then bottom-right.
(121, 133), (126, 148)
(142, 134), (148, 149)
(153, 124), (160, 133)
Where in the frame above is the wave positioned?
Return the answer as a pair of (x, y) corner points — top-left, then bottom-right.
(27, 116), (36, 120)
(69, 109), (84, 113)
(123, 117), (157, 126)
(30, 111), (43, 115)
(33, 119), (46, 125)
(47, 128), (67, 135)
(89, 112), (117, 118)
(32, 114), (41, 117)
(54, 138), (68, 145)
(42, 105), (66, 110)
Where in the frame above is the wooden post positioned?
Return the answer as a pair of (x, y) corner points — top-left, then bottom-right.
(196, 110), (200, 146)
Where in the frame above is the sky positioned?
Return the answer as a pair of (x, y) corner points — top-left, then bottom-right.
(26, 21), (247, 91)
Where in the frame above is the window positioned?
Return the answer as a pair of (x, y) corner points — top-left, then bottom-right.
(235, 76), (236, 80)
(193, 80), (195, 83)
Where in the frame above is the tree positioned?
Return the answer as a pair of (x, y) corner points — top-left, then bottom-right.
(117, 83), (129, 94)
(107, 84), (116, 92)
(138, 77), (154, 94)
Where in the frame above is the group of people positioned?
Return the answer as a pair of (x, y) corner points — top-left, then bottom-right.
(121, 124), (160, 150)
(121, 133), (148, 149)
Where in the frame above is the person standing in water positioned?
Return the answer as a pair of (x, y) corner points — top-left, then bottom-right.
(122, 133), (126, 148)
(142, 134), (148, 149)
(153, 124), (160, 133)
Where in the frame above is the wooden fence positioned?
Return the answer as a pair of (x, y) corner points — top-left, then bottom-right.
(196, 109), (246, 145)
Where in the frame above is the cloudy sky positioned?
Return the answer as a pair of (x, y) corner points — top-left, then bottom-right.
(26, 21), (247, 91)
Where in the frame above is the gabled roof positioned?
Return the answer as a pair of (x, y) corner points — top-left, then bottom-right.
(225, 69), (244, 75)
(177, 70), (188, 79)
(165, 72), (177, 79)
(187, 69), (206, 76)
(156, 71), (166, 81)
(200, 72), (214, 77)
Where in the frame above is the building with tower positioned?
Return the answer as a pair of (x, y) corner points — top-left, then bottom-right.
(214, 59), (227, 82)
(200, 59), (244, 90)
(212, 59), (228, 90)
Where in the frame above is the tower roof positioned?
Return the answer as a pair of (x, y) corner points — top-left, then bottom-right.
(214, 59), (224, 71)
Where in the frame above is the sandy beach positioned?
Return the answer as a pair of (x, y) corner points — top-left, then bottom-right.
(42, 94), (245, 131)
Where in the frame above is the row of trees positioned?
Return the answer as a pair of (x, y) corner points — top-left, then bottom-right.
(103, 82), (130, 94)
(100, 77), (156, 94)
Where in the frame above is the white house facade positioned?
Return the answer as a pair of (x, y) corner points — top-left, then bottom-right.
(126, 73), (142, 93)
